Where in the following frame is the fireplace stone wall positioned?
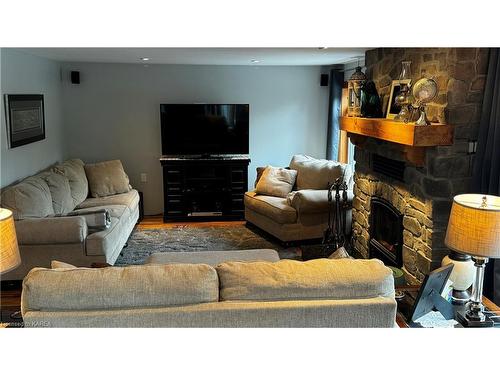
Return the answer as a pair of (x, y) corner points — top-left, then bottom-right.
(352, 48), (488, 284)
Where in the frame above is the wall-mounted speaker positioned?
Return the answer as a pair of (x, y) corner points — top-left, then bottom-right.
(320, 73), (329, 87)
(71, 71), (80, 84)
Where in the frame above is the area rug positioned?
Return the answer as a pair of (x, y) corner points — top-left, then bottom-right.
(115, 224), (303, 265)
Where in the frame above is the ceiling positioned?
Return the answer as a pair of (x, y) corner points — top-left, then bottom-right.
(18, 48), (368, 66)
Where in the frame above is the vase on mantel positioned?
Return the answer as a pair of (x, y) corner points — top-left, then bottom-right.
(394, 61), (413, 123)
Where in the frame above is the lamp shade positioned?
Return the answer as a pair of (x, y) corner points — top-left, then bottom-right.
(0, 208), (21, 274)
(445, 194), (500, 258)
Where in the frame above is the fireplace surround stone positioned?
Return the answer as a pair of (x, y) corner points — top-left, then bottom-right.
(351, 48), (488, 284)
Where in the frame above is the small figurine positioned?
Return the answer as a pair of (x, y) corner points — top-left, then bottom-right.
(360, 80), (383, 118)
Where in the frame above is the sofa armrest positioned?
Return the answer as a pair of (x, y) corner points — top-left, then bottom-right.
(15, 216), (88, 245)
(288, 190), (329, 214)
(288, 189), (354, 214)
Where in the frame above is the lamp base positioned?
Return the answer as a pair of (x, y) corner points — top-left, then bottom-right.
(456, 311), (494, 327)
(451, 289), (471, 305)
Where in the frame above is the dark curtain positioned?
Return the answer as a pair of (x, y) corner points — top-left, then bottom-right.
(326, 69), (344, 160)
(471, 48), (500, 305)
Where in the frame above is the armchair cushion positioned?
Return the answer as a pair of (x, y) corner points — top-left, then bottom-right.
(14, 216), (88, 245)
(289, 154), (347, 190)
(255, 166), (297, 198)
(244, 191), (297, 224)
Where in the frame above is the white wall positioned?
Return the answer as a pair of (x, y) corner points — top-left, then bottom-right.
(0, 49), (65, 187)
(61, 63), (329, 214)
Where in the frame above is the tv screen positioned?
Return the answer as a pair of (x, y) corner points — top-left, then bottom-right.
(160, 104), (249, 155)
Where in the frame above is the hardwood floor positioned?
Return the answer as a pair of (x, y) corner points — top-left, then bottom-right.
(137, 215), (245, 230)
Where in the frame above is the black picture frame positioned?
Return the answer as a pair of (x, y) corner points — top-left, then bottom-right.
(386, 79), (411, 119)
(4, 94), (45, 149)
(409, 263), (455, 322)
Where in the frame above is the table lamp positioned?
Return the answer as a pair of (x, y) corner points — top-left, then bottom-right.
(445, 194), (500, 327)
(0, 208), (21, 275)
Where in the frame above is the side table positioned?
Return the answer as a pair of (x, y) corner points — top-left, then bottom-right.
(396, 286), (500, 328)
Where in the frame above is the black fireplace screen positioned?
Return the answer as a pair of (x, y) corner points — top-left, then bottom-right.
(369, 197), (403, 267)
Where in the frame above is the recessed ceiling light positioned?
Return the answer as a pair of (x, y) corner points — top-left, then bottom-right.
(251, 59), (261, 64)
(140, 57), (150, 61)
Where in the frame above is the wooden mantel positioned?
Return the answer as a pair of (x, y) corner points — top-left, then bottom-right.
(339, 117), (454, 166)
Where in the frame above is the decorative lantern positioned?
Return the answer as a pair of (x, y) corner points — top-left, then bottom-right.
(347, 66), (367, 117)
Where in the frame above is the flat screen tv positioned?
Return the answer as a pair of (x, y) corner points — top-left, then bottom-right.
(160, 104), (249, 156)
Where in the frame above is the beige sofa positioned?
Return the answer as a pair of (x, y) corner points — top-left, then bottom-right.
(21, 257), (397, 328)
(245, 155), (354, 242)
(0, 159), (139, 280)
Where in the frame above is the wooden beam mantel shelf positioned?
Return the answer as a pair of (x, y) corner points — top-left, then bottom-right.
(339, 117), (454, 166)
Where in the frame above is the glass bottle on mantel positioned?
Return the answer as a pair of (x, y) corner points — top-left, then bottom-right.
(394, 61), (413, 123)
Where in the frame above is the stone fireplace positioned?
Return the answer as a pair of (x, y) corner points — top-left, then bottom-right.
(351, 48), (488, 284)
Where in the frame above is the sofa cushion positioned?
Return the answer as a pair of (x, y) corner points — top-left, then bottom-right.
(84, 159), (131, 198)
(255, 166), (297, 198)
(53, 159), (88, 206)
(76, 189), (139, 214)
(216, 258), (394, 301)
(289, 154), (346, 190)
(22, 264), (219, 312)
(1, 175), (54, 220)
(244, 191), (297, 224)
(287, 189), (330, 214)
(40, 172), (75, 214)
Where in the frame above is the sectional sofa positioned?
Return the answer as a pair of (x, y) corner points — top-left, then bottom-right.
(0, 159), (139, 280)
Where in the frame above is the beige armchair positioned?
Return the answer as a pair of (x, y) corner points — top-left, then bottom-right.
(244, 155), (353, 243)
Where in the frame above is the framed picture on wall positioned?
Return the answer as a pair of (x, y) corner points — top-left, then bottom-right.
(386, 79), (411, 119)
(4, 94), (45, 149)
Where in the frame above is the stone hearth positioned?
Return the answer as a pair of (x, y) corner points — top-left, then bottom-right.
(351, 48), (488, 284)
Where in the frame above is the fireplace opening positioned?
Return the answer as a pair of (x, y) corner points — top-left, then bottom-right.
(369, 197), (403, 267)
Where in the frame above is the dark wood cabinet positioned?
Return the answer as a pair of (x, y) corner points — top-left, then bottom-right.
(160, 156), (250, 222)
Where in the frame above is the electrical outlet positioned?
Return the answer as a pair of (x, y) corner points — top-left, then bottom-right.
(468, 140), (477, 154)
(140, 173), (147, 183)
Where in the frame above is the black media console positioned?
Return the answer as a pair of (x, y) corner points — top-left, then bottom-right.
(160, 156), (251, 222)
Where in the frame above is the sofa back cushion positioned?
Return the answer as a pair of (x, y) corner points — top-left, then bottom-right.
(216, 258), (394, 301)
(53, 159), (88, 206)
(255, 166), (297, 198)
(22, 264), (219, 312)
(84, 159), (131, 198)
(0, 175), (54, 220)
(289, 154), (346, 190)
(40, 172), (75, 215)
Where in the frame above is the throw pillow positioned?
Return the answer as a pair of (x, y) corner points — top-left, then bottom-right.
(255, 166), (297, 198)
(84, 160), (131, 198)
(254, 166), (267, 188)
(289, 154), (346, 190)
(51, 260), (77, 269)
(328, 247), (353, 259)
